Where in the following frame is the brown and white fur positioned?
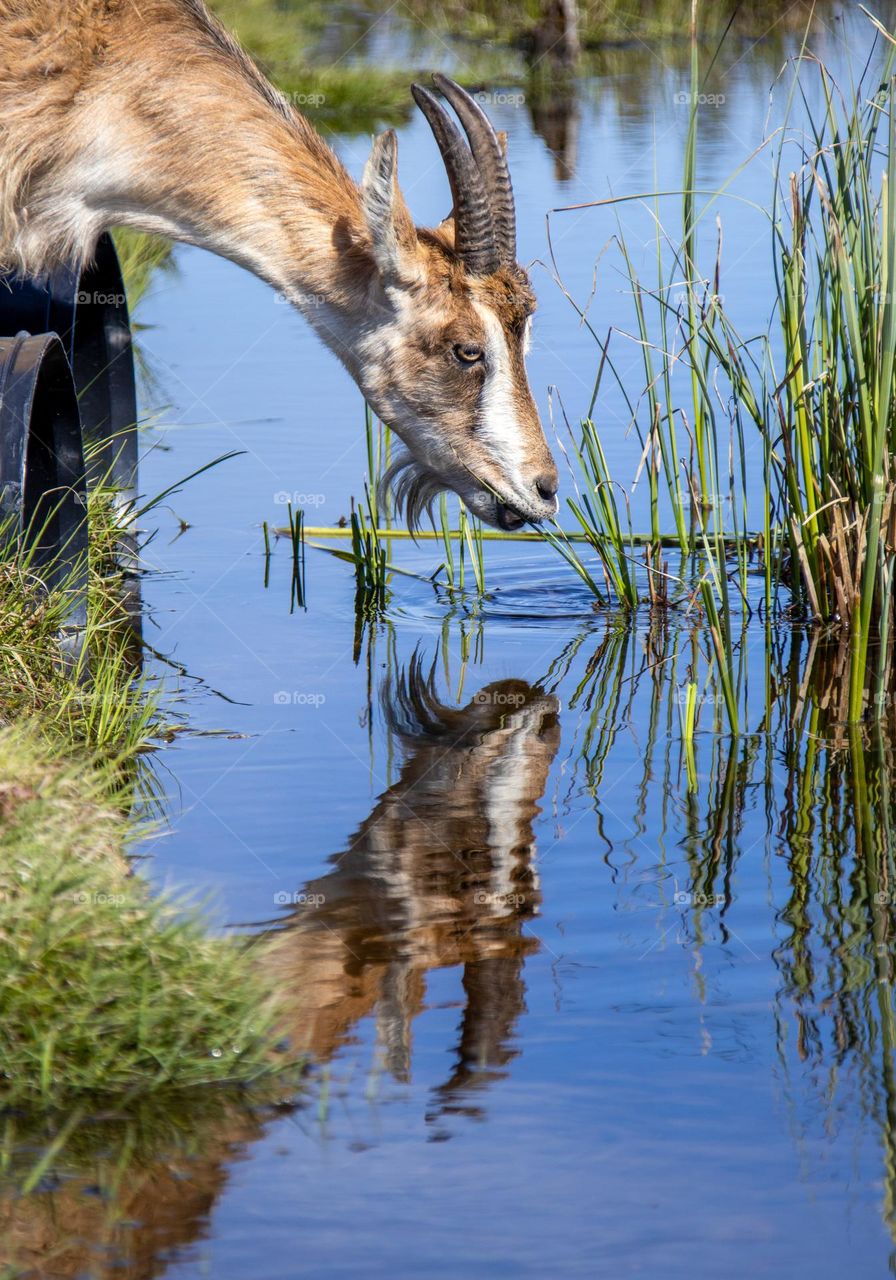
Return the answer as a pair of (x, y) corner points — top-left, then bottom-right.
(0, 0), (559, 529)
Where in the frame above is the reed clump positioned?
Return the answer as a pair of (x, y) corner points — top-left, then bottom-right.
(543, 9), (896, 724)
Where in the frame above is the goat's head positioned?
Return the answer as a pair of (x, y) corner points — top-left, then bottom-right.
(351, 75), (559, 531)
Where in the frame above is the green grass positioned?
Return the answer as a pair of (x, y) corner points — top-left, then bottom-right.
(0, 729), (290, 1110)
(0, 499), (156, 759)
(111, 228), (176, 308)
(208, 0), (448, 129)
(0, 466), (298, 1117)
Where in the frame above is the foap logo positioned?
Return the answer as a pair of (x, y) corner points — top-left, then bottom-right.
(674, 91), (726, 107)
(474, 690), (527, 708)
(283, 91), (326, 109)
(473, 890), (527, 908)
(76, 289), (126, 306)
(273, 690), (326, 707)
(673, 890), (727, 908)
(273, 490), (326, 507)
(474, 89), (526, 108)
(669, 287), (725, 309)
(675, 689), (725, 707)
(275, 288), (327, 308)
(673, 492), (733, 514)
(273, 890), (326, 907)
(71, 890), (134, 907)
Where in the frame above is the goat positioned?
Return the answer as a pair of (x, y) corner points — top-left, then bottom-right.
(0, 0), (560, 529)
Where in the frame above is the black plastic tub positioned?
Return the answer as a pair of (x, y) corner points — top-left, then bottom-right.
(0, 332), (88, 629)
(0, 231), (138, 499)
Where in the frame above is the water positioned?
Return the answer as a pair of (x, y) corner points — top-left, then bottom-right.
(7, 8), (896, 1278)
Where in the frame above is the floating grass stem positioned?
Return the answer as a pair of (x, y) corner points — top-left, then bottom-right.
(285, 503), (306, 611)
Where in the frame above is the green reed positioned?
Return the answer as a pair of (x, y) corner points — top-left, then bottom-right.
(541, 3), (750, 729)
(350, 488), (389, 613)
(308, 408), (489, 604)
(542, 7), (896, 725)
(545, 404), (641, 607)
(705, 28), (896, 721)
(436, 494), (486, 595)
(285, 501), (306, 611)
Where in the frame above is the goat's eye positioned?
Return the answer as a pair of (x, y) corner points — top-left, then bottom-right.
(454, 342), (484, 364)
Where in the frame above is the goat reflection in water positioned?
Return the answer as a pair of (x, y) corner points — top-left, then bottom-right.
(264, 659), (561, 1119)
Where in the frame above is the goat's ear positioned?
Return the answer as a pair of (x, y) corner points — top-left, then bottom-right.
(360, 130), (418, 283)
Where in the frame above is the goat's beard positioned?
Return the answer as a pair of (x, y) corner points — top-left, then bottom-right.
(379, 451), (450, 534)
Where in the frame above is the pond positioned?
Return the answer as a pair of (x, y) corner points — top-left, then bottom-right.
(6, 5), (896, 1277)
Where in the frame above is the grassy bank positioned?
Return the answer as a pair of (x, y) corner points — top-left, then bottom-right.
(0, 729), (284, 1110)
(0, 487), (295, 1115)
(208, 0), (434, 127)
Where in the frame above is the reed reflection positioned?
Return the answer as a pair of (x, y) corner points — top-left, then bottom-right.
(551, 612), (896, 1257)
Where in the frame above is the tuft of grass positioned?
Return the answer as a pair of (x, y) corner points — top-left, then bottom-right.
(0, 728), (290, 1110)
(546, 408), (641, 607)
(0, 488), (157, 759)
(765, 33), (896, 719)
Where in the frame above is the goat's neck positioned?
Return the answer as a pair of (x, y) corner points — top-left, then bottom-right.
(110, 105), (366, 301)
(31, 37), (377, 365)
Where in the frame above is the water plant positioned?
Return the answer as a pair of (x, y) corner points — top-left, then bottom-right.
(285, 500), (307, 611)
(539, 5), (896, 724)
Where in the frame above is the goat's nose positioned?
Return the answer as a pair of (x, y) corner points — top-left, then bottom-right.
(534, 470), (559, 503)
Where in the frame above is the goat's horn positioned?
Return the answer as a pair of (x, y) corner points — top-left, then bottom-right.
(411, 82), (500, 276)
(431, 73), (516, 265)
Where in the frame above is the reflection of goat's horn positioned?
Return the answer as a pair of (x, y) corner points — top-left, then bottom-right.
(431, 73), (516, 266)
(411, 82), (500, 276)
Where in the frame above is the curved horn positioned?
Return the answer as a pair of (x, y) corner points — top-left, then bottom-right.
(411, 82), (500, 276)
(431, 73), (516, 264)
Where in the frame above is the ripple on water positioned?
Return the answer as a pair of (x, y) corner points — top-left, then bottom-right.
(392, 552), (603, 631)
